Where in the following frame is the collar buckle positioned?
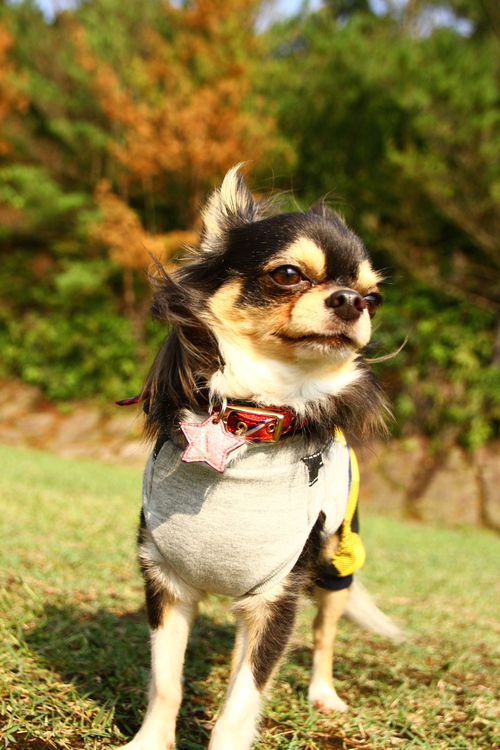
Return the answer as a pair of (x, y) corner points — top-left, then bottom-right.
(220, 402), (286, 442)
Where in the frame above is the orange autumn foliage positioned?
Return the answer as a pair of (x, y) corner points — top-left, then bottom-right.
(91, 180), (198, 270)
(0, 21), (28, 154)
(70, 0), (278, 221)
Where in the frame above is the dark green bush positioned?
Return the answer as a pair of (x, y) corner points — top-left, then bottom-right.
(0, 251), (163, 402)
(373, 283), (500, 450)
(0, 306), (143, 401)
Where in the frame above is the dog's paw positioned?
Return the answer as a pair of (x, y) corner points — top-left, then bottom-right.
(117, 734), (174, 750)
(308, 680), (349, 713)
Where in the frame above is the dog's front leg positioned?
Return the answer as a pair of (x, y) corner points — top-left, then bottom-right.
(209, 582), (299, 750)
(123, 591), (199, 750)
(308, 585), (351, 713)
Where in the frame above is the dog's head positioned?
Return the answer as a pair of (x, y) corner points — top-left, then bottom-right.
(145, 166), (388, 441)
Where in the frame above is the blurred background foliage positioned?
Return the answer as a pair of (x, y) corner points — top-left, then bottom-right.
(0, 0), (499, 450)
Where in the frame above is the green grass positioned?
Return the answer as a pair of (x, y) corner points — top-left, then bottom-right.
(1, 444), (499, 749)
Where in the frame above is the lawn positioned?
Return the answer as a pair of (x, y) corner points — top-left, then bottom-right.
(0, 444), (499, 749)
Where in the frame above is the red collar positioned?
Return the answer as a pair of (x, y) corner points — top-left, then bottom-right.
(117, 391), (300, 443)
(216, 401), (299, 443)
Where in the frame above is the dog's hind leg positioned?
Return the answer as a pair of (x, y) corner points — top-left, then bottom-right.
(209, 580), (300, 750)
(308, 585), (351, 713)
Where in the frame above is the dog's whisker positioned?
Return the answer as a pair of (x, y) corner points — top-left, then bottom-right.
(365, 333), (410, 364)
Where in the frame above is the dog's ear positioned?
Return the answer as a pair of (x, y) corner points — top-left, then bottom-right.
(200, 164), (259, 251)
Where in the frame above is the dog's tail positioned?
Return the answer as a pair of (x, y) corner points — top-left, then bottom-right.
(343, 580), (407, 641)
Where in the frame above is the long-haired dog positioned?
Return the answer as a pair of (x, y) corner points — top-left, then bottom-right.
(122, 167), (401, 750)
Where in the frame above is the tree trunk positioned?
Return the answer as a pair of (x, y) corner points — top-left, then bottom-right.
(492, 315), (500, 366)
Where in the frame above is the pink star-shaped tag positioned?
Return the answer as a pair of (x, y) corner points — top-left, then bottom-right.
(179, 415), (246, 473)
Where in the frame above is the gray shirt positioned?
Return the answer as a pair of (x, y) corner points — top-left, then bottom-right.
(143, 434), (351, 597)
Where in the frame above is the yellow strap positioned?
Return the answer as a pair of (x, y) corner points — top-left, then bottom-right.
(331, 447), (366, 577)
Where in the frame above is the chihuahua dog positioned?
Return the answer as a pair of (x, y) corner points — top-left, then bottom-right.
(122, 166), (400, 750)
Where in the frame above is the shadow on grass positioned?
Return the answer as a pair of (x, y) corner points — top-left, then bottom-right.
(24, 604), (409, 749)
(26, 604), (235, 746)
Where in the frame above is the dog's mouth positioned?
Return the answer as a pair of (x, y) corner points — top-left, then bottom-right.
(276, 332), (355, 348)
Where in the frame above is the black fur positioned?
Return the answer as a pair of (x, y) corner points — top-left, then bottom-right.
(137, 510), (168, 630)
(250, 591), (298, 691)
(248, 515), (325, 690)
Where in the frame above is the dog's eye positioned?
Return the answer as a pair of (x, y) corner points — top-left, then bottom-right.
(269, 266), (303, 287)
(364, 293), (383, 318)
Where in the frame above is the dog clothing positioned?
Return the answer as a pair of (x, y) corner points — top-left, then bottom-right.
(315, 437), (366, 592)
(142, 430), (364, 598)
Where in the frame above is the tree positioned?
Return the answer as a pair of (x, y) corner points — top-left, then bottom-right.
(383, 14), (500, 361)
(261, 2), (500, 446)
(71, 0), (282, 228)
(0, 17), (27, 155)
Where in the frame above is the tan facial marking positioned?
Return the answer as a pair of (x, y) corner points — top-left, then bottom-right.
(208, 279), (253, 335)
(356, 260), (383, 294)
(207, 279), (292, 356)
(286, 285), (338, 337)
(264, 238), (326, 280)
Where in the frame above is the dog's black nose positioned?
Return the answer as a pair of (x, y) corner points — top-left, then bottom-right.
(325, 289), (366, 321)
